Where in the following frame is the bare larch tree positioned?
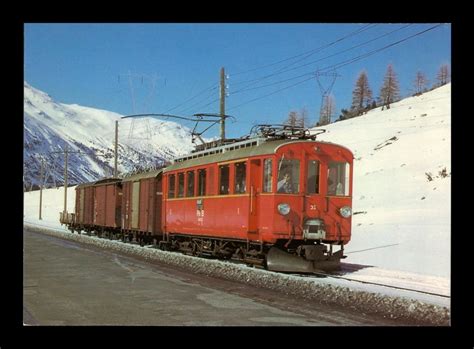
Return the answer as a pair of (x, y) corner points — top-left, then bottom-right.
(299, 107), (309, 128)
(413, 71), (429, 95)
(436, 64), (450, 86)
(351, 70), (373, 116)
(379, 64), (400, 110)
(285, 111), (299, 127)
(319, 95), (336, 126)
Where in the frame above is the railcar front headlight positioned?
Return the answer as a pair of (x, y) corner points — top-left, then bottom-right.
(277, 203), (291, 215)
(339, 206), (352, 218)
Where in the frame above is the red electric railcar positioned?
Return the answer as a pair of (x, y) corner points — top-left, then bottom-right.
(161, 133), (353, 272)
(62, 126), (354, 272)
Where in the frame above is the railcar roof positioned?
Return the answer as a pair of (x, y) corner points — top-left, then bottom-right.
(121, 169), (163, 182)
(164, 139), (316, 172)
(76, 181), (97, 189)
(93, 177), (122, 186)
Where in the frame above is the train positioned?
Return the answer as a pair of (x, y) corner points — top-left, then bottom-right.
(60, 125), (354, 273)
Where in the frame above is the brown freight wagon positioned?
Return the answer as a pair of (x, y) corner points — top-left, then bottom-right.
(121, 169), (163, 244)
(92, 178), (122, 235)
(72, 181), (97, 232)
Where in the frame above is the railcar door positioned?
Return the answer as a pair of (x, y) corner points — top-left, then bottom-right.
(147, 179), (155, 232)
(131, 181), (140, 229)
(248, 159), (261, 239)
(79, 188), (85, 223)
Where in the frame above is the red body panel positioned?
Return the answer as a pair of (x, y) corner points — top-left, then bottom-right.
(163, 141), (353, 245)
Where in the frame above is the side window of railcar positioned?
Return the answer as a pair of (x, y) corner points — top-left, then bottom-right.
(234, 162), (246, 194)
(186, 171), (195, 197)
(277, 159), (300, 194)
(168, 174), (176, 198)
(219, 165), (230, 195)
(306, 160), (320, 194)
(327, 162), (350, 196)
(177, 172), (185, 198)
(263, 158), (273, 193)
(197, 169), (206, 196)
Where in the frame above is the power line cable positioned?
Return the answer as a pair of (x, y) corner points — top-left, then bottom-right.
(231, 24), (413, 94)
(163, 84), (218, 114)
(272, 24), (379, 73)
(227, 24), (443, 112)
(231, 24), (375, 76)
(176, 90), (220, 115)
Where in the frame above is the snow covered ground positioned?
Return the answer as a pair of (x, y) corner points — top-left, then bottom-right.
(313, 84), (451, 280)
(23, 84), (451, 308)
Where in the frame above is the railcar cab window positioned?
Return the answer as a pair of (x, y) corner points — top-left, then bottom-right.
(234, 162), (246, 194)
(168, 174), (176, 198)
(327, 162), (350, 196)
(263, 158), (273, 193)
(277, 159), (300, 194)
(306, 160), (320, 194)
(177, 173), (185, 198)
(198, 169), (206, 196)
(219, 165), (230, 195)
(186, 171), (195, 197)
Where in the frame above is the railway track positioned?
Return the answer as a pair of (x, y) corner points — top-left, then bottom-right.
(26, 223), (450, 300)
(301, 267), (451, 299)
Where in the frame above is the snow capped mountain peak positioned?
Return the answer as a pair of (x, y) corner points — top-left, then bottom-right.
(24, 82), (196, 188)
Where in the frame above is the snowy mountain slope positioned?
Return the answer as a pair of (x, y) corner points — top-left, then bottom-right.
(23, 82), (195, 187)
(312, 83), (451, 278)
(23, 83), (451, 281)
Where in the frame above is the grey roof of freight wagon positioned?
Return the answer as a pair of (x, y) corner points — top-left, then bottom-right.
(93, 178), (122, 186)
(164, 138), (311, 173)
(121, 169), (163, 182)
(76, 180), (98, 189)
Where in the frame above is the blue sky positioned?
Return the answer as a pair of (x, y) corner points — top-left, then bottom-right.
(24, 23), (451, 139)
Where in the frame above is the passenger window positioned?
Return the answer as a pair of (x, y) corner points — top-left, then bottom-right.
(263, 158), (273, 193)
(219, 165), (230, 195)
(234, 162), (246, 194)
(168, 174), (175, 198)
(177, 173), (184, 198)
(306, 160), (320, 194)
(198, 169), (206, 196)
(186, 171), (195, 197)
(327, 162), (350, 196)
(277, 158), (300, 194)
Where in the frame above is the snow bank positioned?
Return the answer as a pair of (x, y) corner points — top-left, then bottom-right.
(23, 224), (449, 325)
(23, 84), (451, 325)
(313, 84), (451, 278)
